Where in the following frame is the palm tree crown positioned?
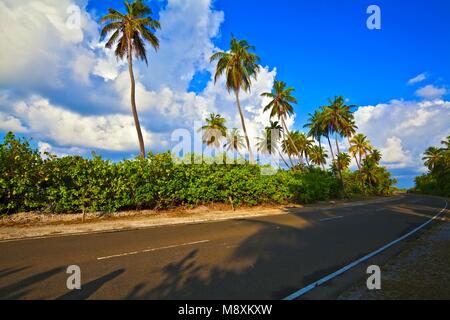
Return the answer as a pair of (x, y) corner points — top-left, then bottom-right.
(309, 145), (328, 169)
(261, 81), (297, 119)
(210, 37), (260, 93)
(100, 0), (160, 64)
(199, 113), (227, 148)
(349, 134), (373, 162)
(422, 147), (443, 171)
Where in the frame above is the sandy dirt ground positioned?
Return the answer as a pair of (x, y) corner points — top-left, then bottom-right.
(0, 196), (387, 241)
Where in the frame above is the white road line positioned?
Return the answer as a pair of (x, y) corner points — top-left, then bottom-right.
(319, 216), (344, 222)
(283, 199), (448, 300)
(97, 240), (210, 261)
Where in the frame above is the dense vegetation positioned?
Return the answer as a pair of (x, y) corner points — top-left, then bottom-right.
(0, 132), (397, 215)
(411, 137), (450, 197)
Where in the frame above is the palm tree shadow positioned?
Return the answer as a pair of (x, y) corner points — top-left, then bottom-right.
(125, 215), (323, 300)
(0, 267), (64, 299)
(0, 266), (30, 279)
(57, 269), (125, 300)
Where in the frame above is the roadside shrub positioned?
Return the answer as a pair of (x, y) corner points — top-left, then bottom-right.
(1, 132), (358, 215)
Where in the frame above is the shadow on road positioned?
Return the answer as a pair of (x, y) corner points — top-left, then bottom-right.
(0, 267), (64, 299)
(57, 269), (125, 300)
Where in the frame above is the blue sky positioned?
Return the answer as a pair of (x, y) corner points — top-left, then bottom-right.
(1, 0), (450, 188)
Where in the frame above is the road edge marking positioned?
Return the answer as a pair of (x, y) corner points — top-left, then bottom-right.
(283, 199), (448, 300)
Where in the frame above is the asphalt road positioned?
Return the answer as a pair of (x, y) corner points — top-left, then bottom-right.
(0, 194), (447, 300)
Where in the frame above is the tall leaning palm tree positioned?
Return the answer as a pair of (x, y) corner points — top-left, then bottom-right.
(100, 0), (160, 159)
(349, 133), (372, 193)
(210, 37), (260, 163)
(261, 81), (303, 165)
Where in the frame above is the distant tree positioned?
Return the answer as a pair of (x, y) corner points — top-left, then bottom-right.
(199, 113), (227, 149)
(309, 145), (328, 170)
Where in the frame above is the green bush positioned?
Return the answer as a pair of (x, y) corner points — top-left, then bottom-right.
(411, 138), (449, 197)
(2, 132), (384, 214)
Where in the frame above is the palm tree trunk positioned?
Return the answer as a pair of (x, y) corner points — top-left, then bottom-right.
(359, 153), (366, 194)
(305, 155), (310, 167)
(278, 150), (290, 169)
(333, 132), (346, 196)
(234, 91), (255, 164)
(318, 137), (326, 170)
(348, 137), (365, 194)
(286, 151), (295, 168)
(335, 132), (341, 155)
(326, 135), (335, 162)
(127, 38), (146, 159)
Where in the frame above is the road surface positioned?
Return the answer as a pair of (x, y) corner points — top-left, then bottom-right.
(0, 194), (447, 300)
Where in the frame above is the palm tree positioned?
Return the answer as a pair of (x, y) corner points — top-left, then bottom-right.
(323, 96), (355, 161)
(349, 134), (373, 168)
(281, 133), (297, 168)
(225, 128), (245, 154)
(260, 121), (290, 168)
(336, 152), (351, 172)
(199, 113), (227, 149)
(100, 0), (160, 159)
(349, 133), (372, 193)
(361, 159), (380, 188)
(441, 136), (450, 151)
(305, 110), (326, 151)
(296, 132), (314, 166)
(210, 37), (260, 163)
(340, 117), (359, 167)
(309, 145), (328, 170)
(261, 81), (302, 165)
(370, 149), (382, 165)
(422, 147), (443, 171)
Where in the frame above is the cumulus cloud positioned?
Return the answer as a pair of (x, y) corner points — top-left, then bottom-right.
(0, 0), (98, 87)
(415, 84), (448, 100)
(354, 99), (450, 172)
(407, 73), (426, 85)
(3, 95), (164, 152)
(0, 112), (27, 133)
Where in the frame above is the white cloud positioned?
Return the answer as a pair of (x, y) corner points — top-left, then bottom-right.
(138, 0), (225, 91)
(0, 0), (98, 87)
(379, 137), (413, 169)
(354, 99), (450, 172)
(0, 112), (27, 132)
(7, 95), (164, 152)
(415, 84), (447, 100)
(408, 73), (426, 85)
